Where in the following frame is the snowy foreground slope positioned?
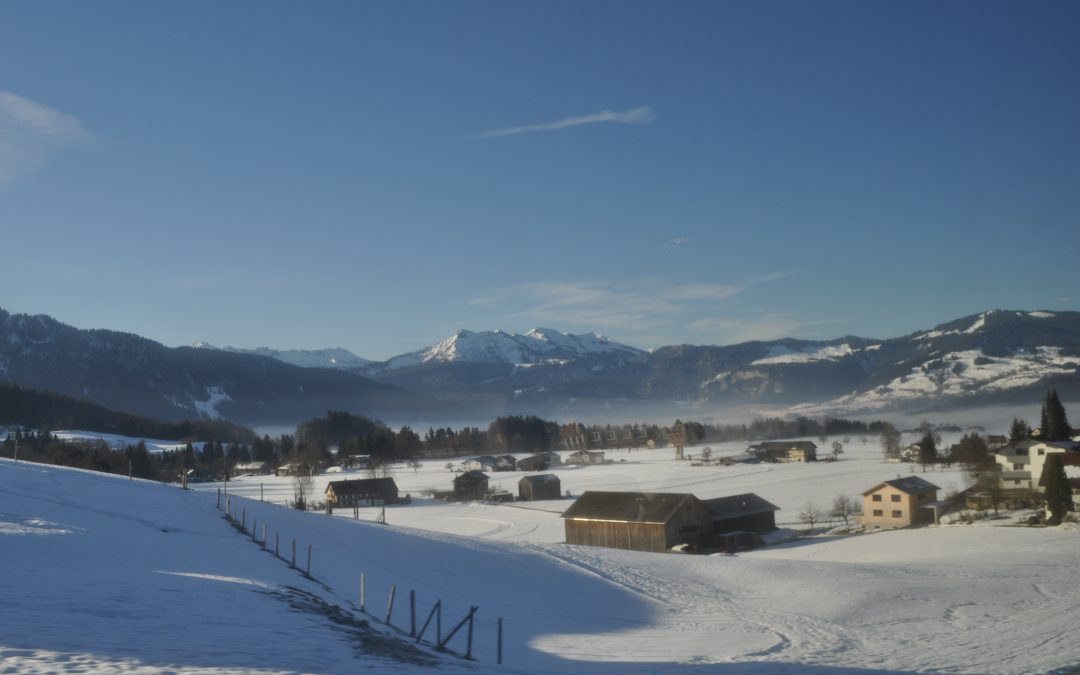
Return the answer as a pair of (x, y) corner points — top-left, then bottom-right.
(6, 456), (1080, 674)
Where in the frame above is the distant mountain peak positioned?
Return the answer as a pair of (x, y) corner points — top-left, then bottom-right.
(375, 327), (642, 371)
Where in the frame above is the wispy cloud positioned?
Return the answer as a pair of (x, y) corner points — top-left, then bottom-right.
(0, 91), (93, 187)
(664, 237), (690, 251)
(468, 275), (790, 345)
(474, 106), (655, 139)
(686, 314), (848, 344)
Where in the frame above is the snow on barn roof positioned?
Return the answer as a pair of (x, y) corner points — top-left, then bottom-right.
(701, 493), (780, 519)
(561, 491), (697, 524)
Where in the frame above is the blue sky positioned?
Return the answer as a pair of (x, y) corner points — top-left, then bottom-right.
(1, 1), (1077, 360)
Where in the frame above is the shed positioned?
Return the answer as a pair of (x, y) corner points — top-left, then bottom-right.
(702, 493), (780, 534)
(495, 454), (517, 471)
(453, 471), (489, 500)
(518, 474), (562, 501)
(561, 491), (714, 553)
(325, 478), (399, 508)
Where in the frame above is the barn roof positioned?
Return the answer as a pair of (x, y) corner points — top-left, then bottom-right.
(325, 477), (398, 495)
(561, 491), (698, 524)
(519, 473), (560, 486)
(862, 476), (939, 496)
(749, 441), (818, 452)
(701, 493), (779, 520)
(456, 470), (489, 480)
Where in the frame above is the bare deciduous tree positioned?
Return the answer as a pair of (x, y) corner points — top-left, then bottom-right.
(799, 500), (823, 532)
(830, 494), (861, 526)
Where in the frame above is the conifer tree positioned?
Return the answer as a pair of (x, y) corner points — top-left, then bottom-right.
(1008, 417), (1030, 444)
(1040, 390), (1071, 441)
(1044, 453), (1072, 524)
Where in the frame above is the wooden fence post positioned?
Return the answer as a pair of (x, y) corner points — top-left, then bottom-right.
(261, 523), (267, 549)
(216, 488), (221, 510)
(275, 531), (279, 557)
(410, 590), (416, 637)
(386, 585), (396, 625)
(252, 517), (257, 541)
(360, 572), (366, 613)
(306, 544), (312, 578)
(241, 508), (246, 533)
(416, 600), (441, 644)
(291, 539), (296, 568)
(466, 606), (474, 660)
(437, 606), (477, 654)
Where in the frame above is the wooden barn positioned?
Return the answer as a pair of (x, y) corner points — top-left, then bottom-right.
(702, 493), (780, 534)
(325, 478), (400, 508)
(561, 491), (714, 553)
(518, 474), (562, 501)
(453, 471), (489, 500)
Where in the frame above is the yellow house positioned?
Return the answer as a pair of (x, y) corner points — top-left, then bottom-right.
(862, 476), (940, 530)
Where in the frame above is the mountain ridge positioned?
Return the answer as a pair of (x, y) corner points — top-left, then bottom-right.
(3, 307), (1078, 425)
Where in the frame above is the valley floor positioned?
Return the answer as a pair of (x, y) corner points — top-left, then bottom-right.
(4, 436), (1080, 674)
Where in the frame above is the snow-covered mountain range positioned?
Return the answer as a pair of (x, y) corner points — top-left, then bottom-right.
(2, 307), (1078, 425)
(373, 328), (642, 371)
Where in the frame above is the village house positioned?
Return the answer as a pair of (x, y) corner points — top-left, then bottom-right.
(494, 454), (517, 471)
(994, 438), (1080, 493)
(862, 476), (940, 530)
(518, 474), (562, 501)
(746, 441), (818, 463)
(325, 477), (400, 509)
(561, 491), (715, 553)
(453, 471), (489, 500)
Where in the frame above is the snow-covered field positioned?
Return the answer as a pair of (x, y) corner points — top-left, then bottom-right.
(5, 434), (1080, 674)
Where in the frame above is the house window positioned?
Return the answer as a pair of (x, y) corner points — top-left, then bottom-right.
(872, 509), (883, 517)
(891, 510), (902, 518)
(1014, 480), (1022, 485)
(872, 494), (882, 502)
(1013, 463), (1024, 471)
(1038, 449), (1045, 455)
(891, 494), (901, 502)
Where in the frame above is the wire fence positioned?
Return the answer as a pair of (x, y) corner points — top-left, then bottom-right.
(216, 489), (503, 664)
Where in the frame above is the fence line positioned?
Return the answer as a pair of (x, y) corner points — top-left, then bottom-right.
(214, 488), (501, 663)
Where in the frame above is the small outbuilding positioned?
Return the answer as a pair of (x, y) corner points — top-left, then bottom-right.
(325, 478), (400, 508)
(453, 471), (490, 500)
(518, 474), (562, 501)
(561, 491), (713, 553)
